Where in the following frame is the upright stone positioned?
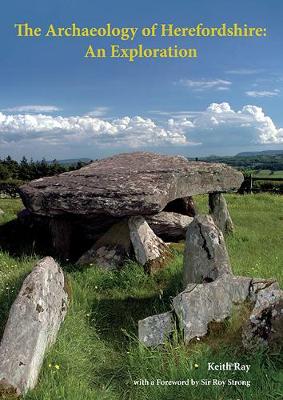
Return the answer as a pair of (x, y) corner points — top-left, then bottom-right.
(209, 193), (234, 234)
(183, 215), (232, 286)
(128, 216), (171, 274)
(0, 257), (68, 397)
(76, 220), (132, 268)
(49, 218), (72, 259)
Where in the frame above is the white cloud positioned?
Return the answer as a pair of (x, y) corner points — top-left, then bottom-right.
(226, 68), (264, 75)
(0, 112), (187, 147)
(179, 79), (232, 91)
(150, 110), (203, 118)
(0, 103), (282, 152)
(86, 107), (110, 117)
(1, 105), (60, 113)
(216, 86), (230, 91)
(173, 102), (283, 145)
(245, 90), (280, 98)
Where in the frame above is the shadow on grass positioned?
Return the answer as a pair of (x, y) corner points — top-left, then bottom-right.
(0, 219), (55, 259)
(91, 295), (162, 347)
(90, 265), (183, 351)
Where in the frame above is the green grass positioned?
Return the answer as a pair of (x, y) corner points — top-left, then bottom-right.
(252, 170), (283, 179)
(0, 194), (282, 400)
(0, 198), (22, 224)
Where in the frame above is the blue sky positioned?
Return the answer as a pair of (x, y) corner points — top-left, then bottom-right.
(0, 0), (283, 160)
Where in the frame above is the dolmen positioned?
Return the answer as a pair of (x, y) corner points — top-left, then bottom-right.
(18, 152), (243, 272)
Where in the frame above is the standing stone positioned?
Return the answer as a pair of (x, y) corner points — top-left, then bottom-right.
(209, 193), (234, 234)
(183, 215), (232, 286)
(49, 218), (72, 259)
(128, 216), (171, 274)
(76, 220), (132, 268)
(138, 312), (174, 347)
(0, 257), (68, 397)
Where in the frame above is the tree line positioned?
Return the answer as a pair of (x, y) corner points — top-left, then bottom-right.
(200, 154), (283, 171)
(0, 156), (90, 182)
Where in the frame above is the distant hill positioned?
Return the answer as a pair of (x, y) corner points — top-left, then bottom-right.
(47, 158), (92, 166)
(195, 151), (283, 172)
(236, 150), (283, 157)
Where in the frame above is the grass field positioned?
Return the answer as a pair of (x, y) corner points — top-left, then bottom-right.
(0, 194), (282, 400)
(252, 170), (283, 179)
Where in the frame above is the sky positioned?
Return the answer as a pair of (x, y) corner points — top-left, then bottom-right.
(0, 0), (283, 160)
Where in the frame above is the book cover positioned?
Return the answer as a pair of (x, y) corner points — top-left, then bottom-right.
(0, 1), (282, 399)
